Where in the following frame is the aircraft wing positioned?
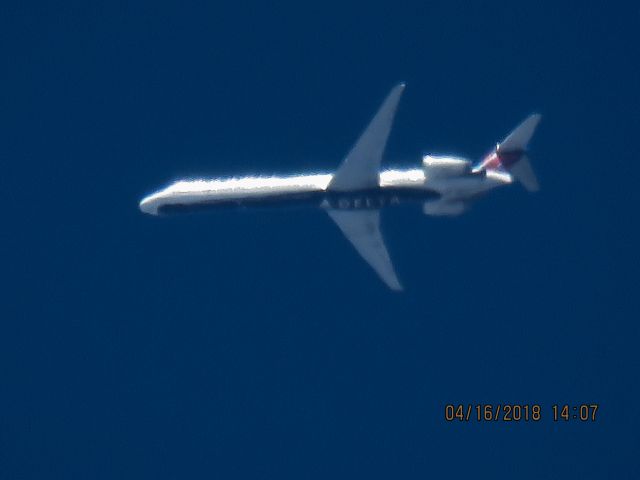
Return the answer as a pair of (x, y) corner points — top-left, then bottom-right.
(327, 83), (406, 191)
(326, 209), (403, 291)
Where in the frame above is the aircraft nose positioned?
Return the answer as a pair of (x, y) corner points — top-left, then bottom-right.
(139, 195), (158, 215)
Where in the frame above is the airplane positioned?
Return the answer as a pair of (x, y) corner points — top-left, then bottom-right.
(139, 83), (541, 291)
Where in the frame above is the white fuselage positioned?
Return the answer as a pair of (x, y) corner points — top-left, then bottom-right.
(139, 157), (513, 216)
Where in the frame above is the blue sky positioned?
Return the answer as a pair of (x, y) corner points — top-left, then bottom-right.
(2, 2), (639, 478)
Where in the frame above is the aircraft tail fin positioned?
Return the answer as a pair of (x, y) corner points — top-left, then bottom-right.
(496, 114), (541, 192)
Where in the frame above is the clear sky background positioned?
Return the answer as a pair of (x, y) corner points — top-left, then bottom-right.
(2, 1), (639, 478)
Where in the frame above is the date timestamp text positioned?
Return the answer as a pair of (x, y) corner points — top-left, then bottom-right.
(444, 404), (599, 422)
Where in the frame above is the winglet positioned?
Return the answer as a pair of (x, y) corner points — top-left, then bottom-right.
(328, 83), (406, 191)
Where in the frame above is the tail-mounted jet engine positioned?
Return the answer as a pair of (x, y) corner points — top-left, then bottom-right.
(422, 155), (472, 178)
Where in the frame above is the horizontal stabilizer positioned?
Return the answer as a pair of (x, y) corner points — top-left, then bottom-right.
(509, 154), (539, 192)
(498, 114), (541, 153)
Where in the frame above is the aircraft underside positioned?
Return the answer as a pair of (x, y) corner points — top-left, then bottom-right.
(156, 187), (439, 215)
